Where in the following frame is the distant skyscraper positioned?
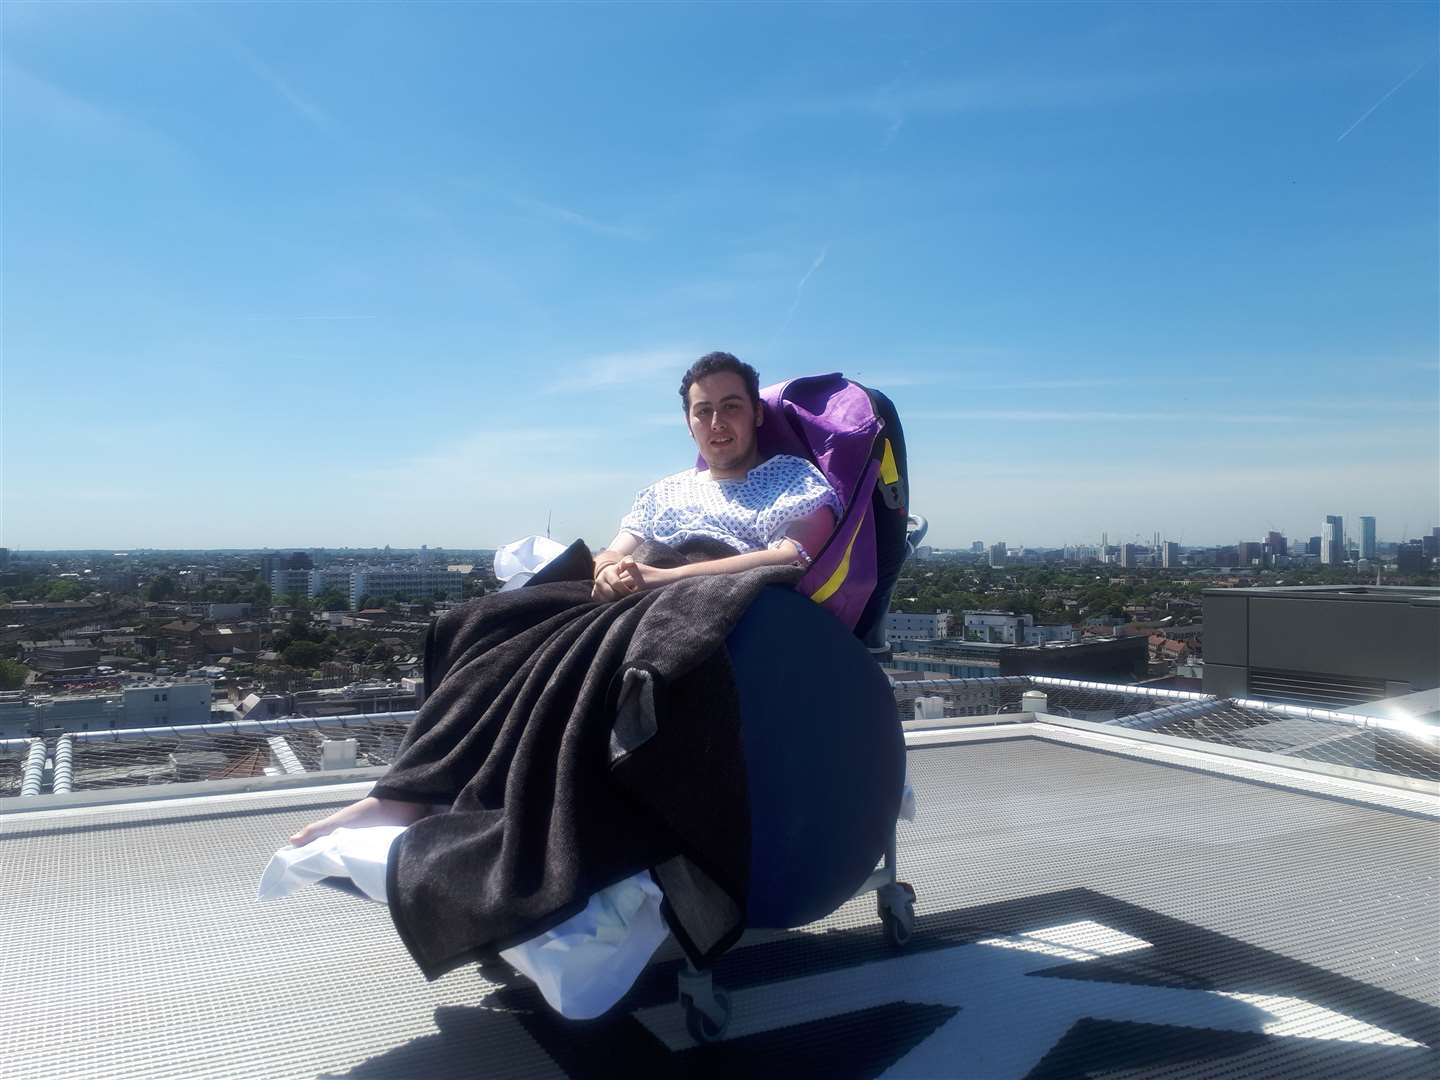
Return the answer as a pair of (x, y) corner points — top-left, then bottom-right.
(1162, 541), (1180, 569)
(1307, 536), (1321, 556)
(1265, 531), (1287, 557)
(988, 543), (1007, 568)
(1425, 528), (1440, 559)
(1119, 543), (1137, 569)
(1360, 517), (1376, 560)
(971, 541), (985, 554)
(1237, 541), (1264, 566)
(1321, 516), (1344, 565)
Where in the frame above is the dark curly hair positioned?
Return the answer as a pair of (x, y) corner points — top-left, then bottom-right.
(678, 352), (760, 413)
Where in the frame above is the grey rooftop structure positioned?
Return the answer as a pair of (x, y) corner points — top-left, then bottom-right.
(1203, 585), (1440, 707)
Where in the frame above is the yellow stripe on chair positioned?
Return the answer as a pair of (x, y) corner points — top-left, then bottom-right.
(810, 506), (869, 605)
(879, 439), (899, 485)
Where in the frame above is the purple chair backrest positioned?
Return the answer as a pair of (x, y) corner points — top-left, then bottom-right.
(698, 373), (888, 631)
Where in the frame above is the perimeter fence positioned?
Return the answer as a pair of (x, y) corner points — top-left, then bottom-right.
(4, 675), (1437, 802)
(891, 674), (1440, 782)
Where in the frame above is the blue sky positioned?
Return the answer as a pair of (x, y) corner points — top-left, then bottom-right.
(3, 1), (1436, 550)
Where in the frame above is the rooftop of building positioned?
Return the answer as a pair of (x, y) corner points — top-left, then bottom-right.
(4, 675), (1437, 1077)
(1203, 585), (1440, 604)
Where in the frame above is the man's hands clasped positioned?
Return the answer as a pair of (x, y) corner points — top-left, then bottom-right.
(591, 557), (675, 602)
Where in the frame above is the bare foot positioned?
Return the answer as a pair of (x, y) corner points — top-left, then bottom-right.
(289, 795), (431, 847)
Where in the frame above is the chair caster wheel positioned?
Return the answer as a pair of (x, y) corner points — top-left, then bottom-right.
(877, 882), (917, 949)
(682, 987), (731, 1043)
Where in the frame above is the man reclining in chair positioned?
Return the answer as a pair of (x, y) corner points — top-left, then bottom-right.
(290, 351), (840, 846)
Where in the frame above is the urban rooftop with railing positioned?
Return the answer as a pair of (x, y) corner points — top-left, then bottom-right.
(4, 577), (1437, 1078)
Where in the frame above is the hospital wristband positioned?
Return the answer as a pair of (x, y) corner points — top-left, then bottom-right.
(769, 537), (813, 568)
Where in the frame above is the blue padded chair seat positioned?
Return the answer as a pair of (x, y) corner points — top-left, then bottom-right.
(725, 585), (904, 929)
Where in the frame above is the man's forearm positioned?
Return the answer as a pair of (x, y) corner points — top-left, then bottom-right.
(669, 545), (800, 581)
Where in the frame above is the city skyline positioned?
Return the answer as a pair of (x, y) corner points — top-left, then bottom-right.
(3, 3), (1437, 549)
(5, 512), (1436, 556)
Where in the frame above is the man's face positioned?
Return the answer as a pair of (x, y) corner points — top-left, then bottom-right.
(686, 371), (763, 475)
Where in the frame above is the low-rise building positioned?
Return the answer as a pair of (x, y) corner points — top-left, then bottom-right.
(886, 655), (1000, 679)
(27, 645), (101, 673)
(999, 636), (1149, 680)
(199, 626), (261, 659)
(963, 610), (1030, 643)
(959, 610), (1076, 646)
(885, 611), (951, 644)
(0, 680), (215, 738)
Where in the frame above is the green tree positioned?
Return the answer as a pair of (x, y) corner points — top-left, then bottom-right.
(45, 580), (86, 602)
(250, 582), (273, 609)
(145, 576), (178, 601)
(281, 640), (331, 669)
(316, 590), (350, 612)
(0, 658), (30, 690)
(286, 615), (322, 643)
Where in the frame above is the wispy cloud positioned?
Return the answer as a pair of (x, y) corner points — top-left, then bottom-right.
(340, 426), (653, 544)
(1288, 397), (1438, 413)
(1337, 53), (1435, 142)
(907, 408), (1303, 424)
(847, 371), (1237, 392)
(1, 60), (188, 164)
(511, 195), (643, 240)
(785, 70), (1179, 137)
(540, 345), (700, 394)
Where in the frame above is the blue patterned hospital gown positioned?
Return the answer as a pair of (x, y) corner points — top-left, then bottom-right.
(619, 454), (843, 563)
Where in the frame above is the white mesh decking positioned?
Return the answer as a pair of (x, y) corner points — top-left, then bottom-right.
(3, 732), (1437, 1079)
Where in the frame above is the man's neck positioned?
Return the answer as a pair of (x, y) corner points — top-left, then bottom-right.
(706, 450), (762, 481)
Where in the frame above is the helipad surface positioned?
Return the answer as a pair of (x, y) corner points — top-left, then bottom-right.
(4, 727), (1437, 1078)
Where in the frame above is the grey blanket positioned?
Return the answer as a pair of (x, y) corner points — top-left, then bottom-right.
(373, 540), (801, 980)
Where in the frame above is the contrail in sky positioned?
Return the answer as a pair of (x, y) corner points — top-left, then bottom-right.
(1337, 54), (1435, 142)
(767, 245), (829, 352)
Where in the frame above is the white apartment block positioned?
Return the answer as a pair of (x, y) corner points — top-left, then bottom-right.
(350, 567), (464, 608)
(307, 568), (356, 599)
